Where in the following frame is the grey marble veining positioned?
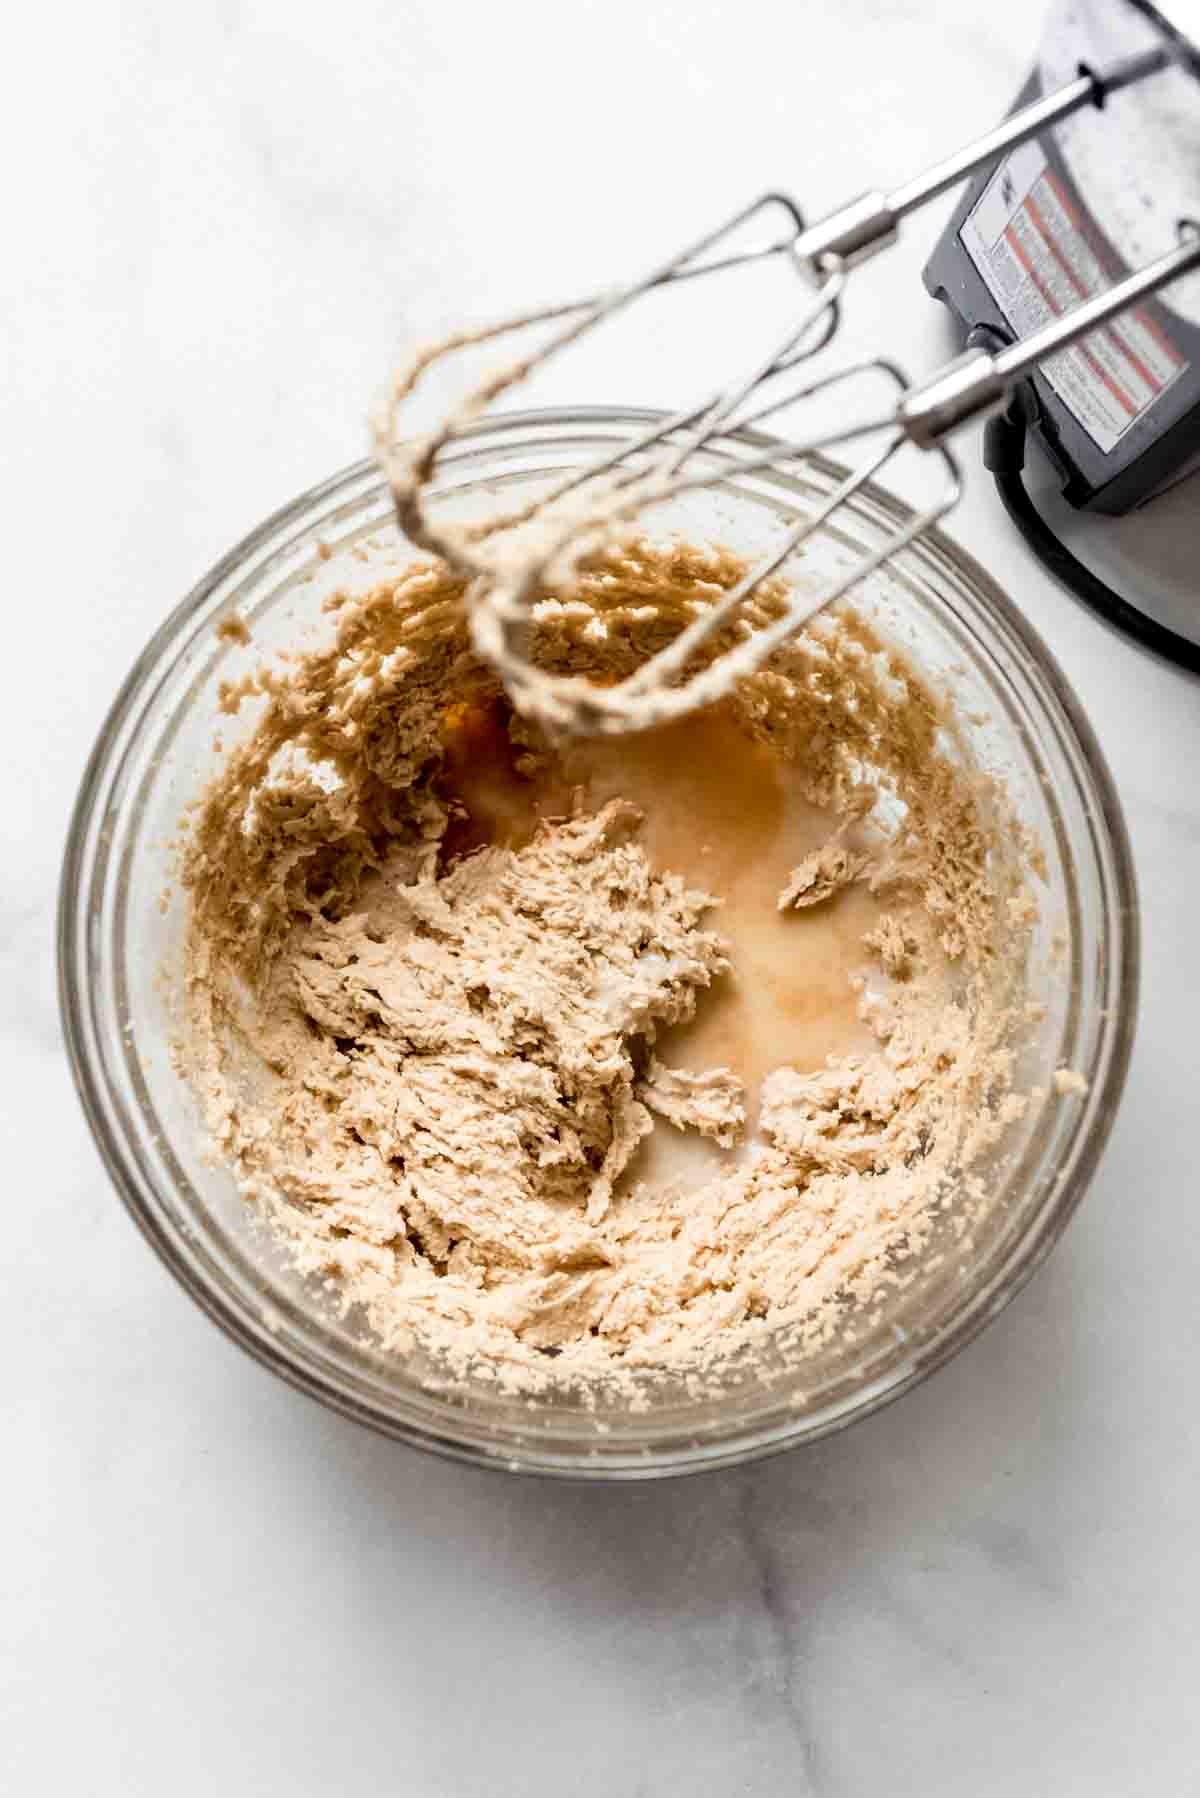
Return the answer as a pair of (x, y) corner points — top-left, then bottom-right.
(4, 1), (1200, 1792)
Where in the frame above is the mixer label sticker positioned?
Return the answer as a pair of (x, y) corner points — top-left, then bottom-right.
(961, 139), (1187, 454)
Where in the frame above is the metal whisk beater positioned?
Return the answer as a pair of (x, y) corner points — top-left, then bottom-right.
(375, 37), (1200, 736)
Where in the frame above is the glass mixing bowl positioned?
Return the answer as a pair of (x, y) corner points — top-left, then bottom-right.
(59, 408), (1138, 1479)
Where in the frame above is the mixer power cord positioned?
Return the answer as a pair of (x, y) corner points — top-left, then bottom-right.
(981, 385), (1200, 678)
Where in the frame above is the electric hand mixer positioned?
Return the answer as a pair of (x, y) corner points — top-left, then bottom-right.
(374, 19), (1200, 736)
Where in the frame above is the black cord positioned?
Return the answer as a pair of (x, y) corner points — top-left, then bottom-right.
(982, 394), (1200, 678)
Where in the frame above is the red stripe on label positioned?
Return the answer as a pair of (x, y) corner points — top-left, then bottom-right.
(1044, 167), (1185, 371)
(1004, 222), (1139, 418)
(1044, 167), (1084, 235)
(1024, 193), (1163, 396)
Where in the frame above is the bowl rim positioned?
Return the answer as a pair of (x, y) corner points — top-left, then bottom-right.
(57, 404), (1140, 1480)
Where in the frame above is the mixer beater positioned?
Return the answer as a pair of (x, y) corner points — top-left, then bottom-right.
(374, 36), (1200, 736)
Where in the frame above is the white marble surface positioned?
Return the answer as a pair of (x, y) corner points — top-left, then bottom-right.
(5, 3), (1200, 1792)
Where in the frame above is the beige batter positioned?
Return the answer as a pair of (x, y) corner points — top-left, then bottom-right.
(180, 540), (1046, 1396)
